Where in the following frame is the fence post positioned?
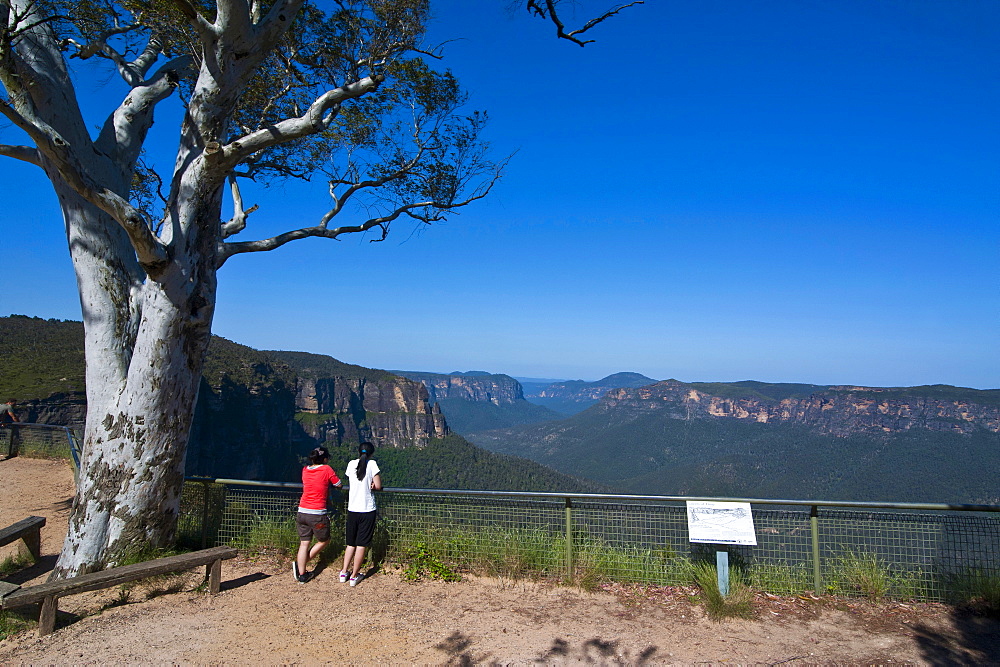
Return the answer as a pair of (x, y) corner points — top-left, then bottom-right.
(564, 496), (573, 583)
(810, 505), (822, 593)
(201, 481), (211, 548)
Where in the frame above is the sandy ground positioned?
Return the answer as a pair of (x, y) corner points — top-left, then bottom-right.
(2, 456), (999, 665)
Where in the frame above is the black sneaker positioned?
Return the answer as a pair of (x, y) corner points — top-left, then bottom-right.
(297, 571), (312, 584)
(292, 561), (301, 582)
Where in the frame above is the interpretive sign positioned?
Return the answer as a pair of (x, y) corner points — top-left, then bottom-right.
(686, 501), (757, 546)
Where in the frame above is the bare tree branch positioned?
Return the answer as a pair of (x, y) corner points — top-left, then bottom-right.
(220, 174), (258, 239)
(246, 0), (307, 54)
(168, 0), (217, 41)
(0, 96), (168, 273)
(526, 0), (643, 46)
(95, 55), (194, 165)
(216, 158), (505, 266)
(216, 74), (384, 168)
(217, 200), (434, 263)
(215, 0), (255, 44)
(0, 142), (41, 165)
(62, 29), (167, 88)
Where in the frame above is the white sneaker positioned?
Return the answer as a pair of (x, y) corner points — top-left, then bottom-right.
(339, 571), (349, 583)
(349, 573), (363, 587)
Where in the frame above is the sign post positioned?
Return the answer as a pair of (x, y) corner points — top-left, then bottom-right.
(686, 501), (757, 596)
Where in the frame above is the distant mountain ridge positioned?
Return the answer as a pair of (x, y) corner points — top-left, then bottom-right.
(602, 380), (1000, 436)
(525, 372), (659, 415)
(392, 369), (564, 433)
(391, 370), (525, 405)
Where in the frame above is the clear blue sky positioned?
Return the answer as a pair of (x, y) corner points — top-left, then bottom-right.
(1, 1), (997, 388)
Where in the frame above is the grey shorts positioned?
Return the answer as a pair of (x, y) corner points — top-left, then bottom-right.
(296, 512), (331, 541)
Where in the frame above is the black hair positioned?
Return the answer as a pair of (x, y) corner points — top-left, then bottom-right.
(356, 441), (375, 480)
(308, 446), (330, 466)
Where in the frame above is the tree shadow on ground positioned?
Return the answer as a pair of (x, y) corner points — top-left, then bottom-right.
(912, 607), (1000, 664)
(434, 631), (659, 666)
(50, 497), (73, 512)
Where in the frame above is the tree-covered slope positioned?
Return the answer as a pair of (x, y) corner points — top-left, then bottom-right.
(431, 398), (564, 434)
(321, 435), (607, 493)
(0, 315), (86, 400)
(270, 350), (399, 383)
(467, 401), (1000, 504)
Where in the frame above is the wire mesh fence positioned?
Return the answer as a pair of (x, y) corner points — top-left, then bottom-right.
(178, 479), (999, 602)
(1, 423), (79, 465)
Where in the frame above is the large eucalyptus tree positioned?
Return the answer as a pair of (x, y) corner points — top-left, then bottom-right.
(0, 0), (636, 577)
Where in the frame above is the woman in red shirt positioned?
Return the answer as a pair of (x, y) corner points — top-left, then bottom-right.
(293, 446), (342, 583)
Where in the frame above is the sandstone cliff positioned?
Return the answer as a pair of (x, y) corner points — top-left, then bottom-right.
(292, 376), (448, 447)
(9, 392), (88, 430)
(600, 380), (1000, 436)
(393, 371), (525, 405)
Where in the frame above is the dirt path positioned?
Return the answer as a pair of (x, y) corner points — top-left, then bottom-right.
(2, 457), (998, 665)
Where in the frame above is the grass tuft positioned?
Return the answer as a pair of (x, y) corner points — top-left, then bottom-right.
(691, 562), (755, 620)
(947, 568), (1000, 612)
(826, 551), (923, 601)
(0, 551), (35, 576)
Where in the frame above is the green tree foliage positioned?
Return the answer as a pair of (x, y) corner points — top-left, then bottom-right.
(323, 435), (606, 492)
(434, 397), (564, 433)
(268, 350), (398, 383)
(469, 403), (1000, 504)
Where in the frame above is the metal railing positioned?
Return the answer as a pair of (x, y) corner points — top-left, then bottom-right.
(178, 477), (1000, 603)
(2, 422), (81, 470)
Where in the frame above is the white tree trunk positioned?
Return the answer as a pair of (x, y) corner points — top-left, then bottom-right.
(52, 171), (220, 577)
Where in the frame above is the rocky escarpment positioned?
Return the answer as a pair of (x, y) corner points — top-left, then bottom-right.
(4, 324), (452, 480)
(601, 381), (1000, 436)
(393, 371), (524, 405)
(294, 376), (448, 447)
(8, 392), (87, 430)
(184, 348), (450, 479)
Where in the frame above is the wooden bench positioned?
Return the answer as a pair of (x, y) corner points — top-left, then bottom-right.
(0, 516), (45, 560)
(0, 545), (238, 636)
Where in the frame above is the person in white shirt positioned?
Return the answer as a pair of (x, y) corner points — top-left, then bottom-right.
(339, 441), (382, 587)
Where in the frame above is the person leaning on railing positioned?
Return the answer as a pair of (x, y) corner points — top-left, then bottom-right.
(293, 446), (343, 584)
(339, 441), (382, 588)
(1, 399), (20, 458)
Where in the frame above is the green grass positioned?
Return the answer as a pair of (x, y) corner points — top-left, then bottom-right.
(574, 540), (693, 590)
(399, 542), (462, 582)
(748, 562), (812, 594)
(0, 610), (35, 641)
(827, 551), (923, 601)
(0, 551), (35, 576)
(2, 426), (75, 461)
(230, 515), (301, 555)
(382, 520), (699, 590)
(946, 568), (1000, 611)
